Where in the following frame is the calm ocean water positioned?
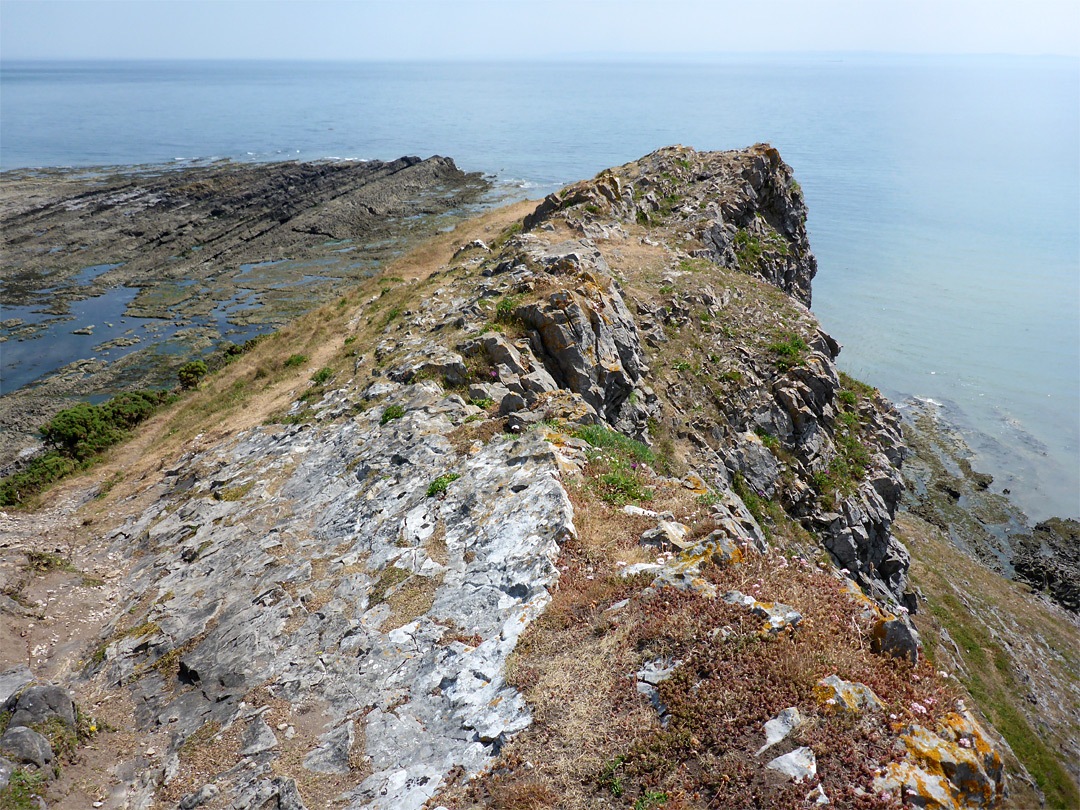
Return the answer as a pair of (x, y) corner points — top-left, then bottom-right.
(1, 56), (1077, 519)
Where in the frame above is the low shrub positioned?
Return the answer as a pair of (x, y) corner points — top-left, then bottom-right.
(177, 359), (208, 390)
(0, 389), (174, 506)
(766, 334), (808, 370)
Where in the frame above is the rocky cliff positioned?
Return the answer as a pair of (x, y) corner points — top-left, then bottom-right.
(2, 146), (1072, 810)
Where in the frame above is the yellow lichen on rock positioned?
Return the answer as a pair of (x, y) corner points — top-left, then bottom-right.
(876, 711), (1005, 809)
(813, 674), (885, 715)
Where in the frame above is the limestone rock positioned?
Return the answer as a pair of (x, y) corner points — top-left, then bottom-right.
(0, 757), (13, 792)
(876, 711), (1005, 810)
(765, 746), (817, 783)
(179, 783), (220, 809)
(813, 675), (884, 715)
(727, 431), (780, 498)
(636, 658), (680, 725)
(872, 617), (920, 663)
(757, 707), (804, 756)
(2, 683), (76, 729)
(239, 716), (278, 757)
(0, 666), (33, 708)
(93, 384), (574, 810)
(303, 722), (353, 774)
(722, 591), (802, 635)
(639, 520), (690, 550)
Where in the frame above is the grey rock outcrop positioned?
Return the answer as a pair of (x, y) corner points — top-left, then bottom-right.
(2, 684), (76, 729)
(525, 144), (816, 305)
(91, 381), (575, 810)
(0, 725), (53, 768)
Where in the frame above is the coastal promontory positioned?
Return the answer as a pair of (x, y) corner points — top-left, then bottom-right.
(0, 146), (1076, 810)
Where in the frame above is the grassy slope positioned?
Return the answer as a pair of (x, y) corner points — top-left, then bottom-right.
(898, 513), (1080, 809)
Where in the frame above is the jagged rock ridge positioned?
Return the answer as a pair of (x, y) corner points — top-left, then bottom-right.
(0, 145), (1019, 809)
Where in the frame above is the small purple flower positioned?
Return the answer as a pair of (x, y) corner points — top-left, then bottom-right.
(490, 369), (498, 378)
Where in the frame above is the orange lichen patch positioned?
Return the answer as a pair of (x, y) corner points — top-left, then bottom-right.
(532, 389), (596, 425)
(648, 530), (748, 597)
(680, 472), (709, 495)
(813, 674), (885, 715)
(875, 760), (957, 810)
(878, 711), (1005, 810)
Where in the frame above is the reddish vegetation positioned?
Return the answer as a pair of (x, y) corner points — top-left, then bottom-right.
(434, 472), (957, 810)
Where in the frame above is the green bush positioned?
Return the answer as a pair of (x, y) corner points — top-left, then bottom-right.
(177, 359), (208, 390)
(310, 367), (333, 385)
(494, 295), (521, 325)
(40, 390), (172, 461)
(0, 389), (174, 506)
(0, 452), (76, 506)
(283, 353), (307, 368)
(426, 473), (461, 498)
(380, 404), (406, 424)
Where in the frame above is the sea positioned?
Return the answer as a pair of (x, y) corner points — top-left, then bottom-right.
(1, 55), (1077, 521)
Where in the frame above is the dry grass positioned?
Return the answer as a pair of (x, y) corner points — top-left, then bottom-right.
(382, 574), (441, 631)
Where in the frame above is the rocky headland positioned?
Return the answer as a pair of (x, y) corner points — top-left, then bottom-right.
(0, 145), (1076, 810)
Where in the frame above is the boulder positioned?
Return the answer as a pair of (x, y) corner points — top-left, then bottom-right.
(2, 683), (76, 729)
(639, 521), (690, 551)
(872, 617), (920, 664)
(0, 726), (53, 768)
(0, 666), (33, 708)
(813, 675), (883, 715)
(239, 716), (278, 757)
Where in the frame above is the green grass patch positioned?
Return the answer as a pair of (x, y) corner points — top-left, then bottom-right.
(283, 353), (307, 368)
(382, 306), (403, 326)
(766, 334), (808, 371)
(426, 473), (462, 498)
(596, 470), (653, 506)
(310, 366), (333, 385)
(0, 768), (47, 810)
(381, 404), (406, 424)
(572, 424), (656, 467)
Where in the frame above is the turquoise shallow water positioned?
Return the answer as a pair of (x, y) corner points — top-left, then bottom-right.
(1, 56), (1077, 519)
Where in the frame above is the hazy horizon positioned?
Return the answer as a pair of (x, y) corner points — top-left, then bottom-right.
(2, 0), (1078, 61)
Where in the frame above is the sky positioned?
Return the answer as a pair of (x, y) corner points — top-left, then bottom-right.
(1, 0), (1078, 61)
